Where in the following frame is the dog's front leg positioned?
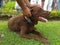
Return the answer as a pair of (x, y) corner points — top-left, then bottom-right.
(31, 29), (43, 37)
(20, 26), (43, 40)
(33, 30), (49, 45)
(31, 29), (50, 45)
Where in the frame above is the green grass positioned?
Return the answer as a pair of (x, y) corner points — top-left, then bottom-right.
(0, 20), (60, 45)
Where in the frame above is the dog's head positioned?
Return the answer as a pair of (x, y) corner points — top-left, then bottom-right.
(30, 5), (50, 22)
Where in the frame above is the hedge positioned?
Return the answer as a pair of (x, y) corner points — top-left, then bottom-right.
(50, 10), (60, 17)
(0, 1), (22, 17)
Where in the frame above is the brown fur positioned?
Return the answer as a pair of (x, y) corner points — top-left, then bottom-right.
(8, 6), (50, 44)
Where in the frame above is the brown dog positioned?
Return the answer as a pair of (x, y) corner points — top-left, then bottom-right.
(8, 6), (50, 44)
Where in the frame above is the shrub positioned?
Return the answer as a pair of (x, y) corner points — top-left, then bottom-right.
(3, 1), (15, 9)
(0, 1), (21, 17)
(50, 10), (60, 18)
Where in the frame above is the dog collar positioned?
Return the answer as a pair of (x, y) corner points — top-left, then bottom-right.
(25, 16), (33, 24)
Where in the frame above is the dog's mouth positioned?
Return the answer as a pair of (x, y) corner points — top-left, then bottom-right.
(38, 17), (48, 22)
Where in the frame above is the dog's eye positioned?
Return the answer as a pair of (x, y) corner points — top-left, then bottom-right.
(38, 8), (44, 13)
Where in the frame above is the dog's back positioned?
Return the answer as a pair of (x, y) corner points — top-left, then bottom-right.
(8, 15), (26, 32)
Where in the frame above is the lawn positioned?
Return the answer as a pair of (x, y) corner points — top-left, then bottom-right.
(0, 20), (60, 45)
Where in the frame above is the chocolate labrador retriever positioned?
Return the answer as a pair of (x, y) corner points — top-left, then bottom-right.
(8, 6), (50, 45)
